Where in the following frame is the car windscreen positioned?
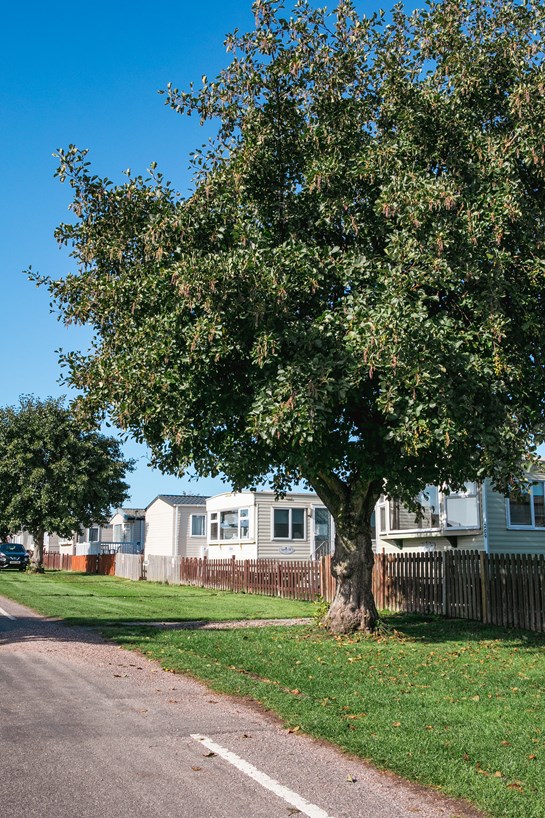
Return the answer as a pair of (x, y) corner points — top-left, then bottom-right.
(0, 544), (26, 554)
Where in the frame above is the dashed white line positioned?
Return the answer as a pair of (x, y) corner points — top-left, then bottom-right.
(0, 606), (16, 620)
(191, 734), (336, 818)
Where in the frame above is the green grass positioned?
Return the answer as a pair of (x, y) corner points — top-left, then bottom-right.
(0, 570), (313, 624)
(2, 572), (545, 818)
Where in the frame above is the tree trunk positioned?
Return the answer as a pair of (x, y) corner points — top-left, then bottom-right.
(30, 530), (45, 573)
(325, 523), (378, 634)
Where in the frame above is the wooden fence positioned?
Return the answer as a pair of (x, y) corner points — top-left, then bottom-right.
(372, 550), (545, 632)
(42, 553), (73, 571)
(115, 553), (144, 581)
(41, 549), (545, 633)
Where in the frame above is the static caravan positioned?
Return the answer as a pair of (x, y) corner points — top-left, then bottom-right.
(144, 495), (209, 559)
(205, 492), (333, 561)
(375, 468), (545, 555)
(108, 508), (146, 553)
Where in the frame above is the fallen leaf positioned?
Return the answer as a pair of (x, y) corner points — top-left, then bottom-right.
(392, 722), (401, 728)
(287, 726), (301, 734)
(528, 754), (537, 760)
(494, 772), (503, 778)
(507, 781), (524, 792)
(346, 774), (357, 783)
(291, 689), (301, 695)
(191, 766), (202, 772)
(203, 751), (216, 758)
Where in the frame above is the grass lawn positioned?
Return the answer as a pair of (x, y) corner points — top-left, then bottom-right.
(0, 570), (313, 624)
(2, 572), (545, 818)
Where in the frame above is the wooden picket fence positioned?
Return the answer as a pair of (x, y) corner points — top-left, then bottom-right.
(41, 549), (545, 633)
(372, 550), (545, 632)
(141, 555), (323, 600)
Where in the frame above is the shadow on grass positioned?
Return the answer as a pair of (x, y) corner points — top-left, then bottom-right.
(382, 611), (545, 648)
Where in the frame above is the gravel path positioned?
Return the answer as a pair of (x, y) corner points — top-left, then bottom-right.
(123, 617), (314, 629)
(0, 595), (485, 818)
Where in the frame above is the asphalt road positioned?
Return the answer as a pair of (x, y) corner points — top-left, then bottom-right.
(0, 596), (482, 818)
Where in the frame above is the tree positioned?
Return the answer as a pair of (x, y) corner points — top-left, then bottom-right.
(0, 396), (133, 571)
(37, 0), (545, 630)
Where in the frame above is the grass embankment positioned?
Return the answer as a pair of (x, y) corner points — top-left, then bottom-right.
(1, 572), (544, 818)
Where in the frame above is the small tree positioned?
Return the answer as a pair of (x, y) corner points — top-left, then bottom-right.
(0, 396), (132, 571)
(39, 0), (545, 629)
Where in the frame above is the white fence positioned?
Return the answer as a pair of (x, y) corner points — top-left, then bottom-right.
(115, 553), (144, 581)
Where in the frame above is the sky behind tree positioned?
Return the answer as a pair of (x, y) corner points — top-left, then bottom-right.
(1, 0), (445, 507)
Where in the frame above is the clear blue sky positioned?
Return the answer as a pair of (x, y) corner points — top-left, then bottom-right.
(0, 0), (423, 508)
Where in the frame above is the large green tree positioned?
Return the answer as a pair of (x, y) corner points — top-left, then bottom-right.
(38, 0), (545, 630)
(0, 397), (132, 571)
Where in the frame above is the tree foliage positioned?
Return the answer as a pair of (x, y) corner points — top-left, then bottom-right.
(0, 396), (132, 570)
(37, 0), (545, 628)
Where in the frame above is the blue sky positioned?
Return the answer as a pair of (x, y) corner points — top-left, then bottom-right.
(1, 0), (420, 507)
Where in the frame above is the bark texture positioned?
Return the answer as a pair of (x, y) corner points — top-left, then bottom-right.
(325, 526), (378, 634)
(29, 530), (45, 573)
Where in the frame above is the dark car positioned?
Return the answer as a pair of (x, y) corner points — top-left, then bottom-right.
(0, 543), (30, 571)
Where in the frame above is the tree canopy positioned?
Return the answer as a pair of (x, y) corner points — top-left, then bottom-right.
(0, 396), (132, 570)
(37, 0), (545, 628)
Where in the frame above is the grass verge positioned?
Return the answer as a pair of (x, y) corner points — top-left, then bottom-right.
(2, 571), (544, 818)
(0, 569), (313, 624)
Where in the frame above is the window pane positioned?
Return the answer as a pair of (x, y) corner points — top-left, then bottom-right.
(292, 508), (305, 539)
(220, 510), (239, 540)
(379, 506), (386, 534)
(274, 509), (290, 538)
(314, 507), (329, 536)
(510, 492), (532, 526)
(191, 515), (205, 536)
(88, 527), (99, 542)
(418, 485), (440, 527)
(446, 496), (479, 528)
(533, 483), (545, 527)
(210, 522), (218, 540)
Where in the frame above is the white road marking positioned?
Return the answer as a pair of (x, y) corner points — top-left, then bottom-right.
(191, 734), (336, 818)
(0, 606), (16, 620)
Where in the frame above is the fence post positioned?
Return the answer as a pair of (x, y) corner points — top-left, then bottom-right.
(243, 560), (249, 593)
(381, 551), (387, 611)
(442, 551), (448, 616)
(231, 555), (236, 592)
(479, 551), (489, 624)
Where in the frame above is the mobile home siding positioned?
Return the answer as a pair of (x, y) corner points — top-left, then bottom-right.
(256, 493), (314, 560)
(176, 506), (209, 557)
(145, 499), (175, 557)
(486, 477), (545, 554)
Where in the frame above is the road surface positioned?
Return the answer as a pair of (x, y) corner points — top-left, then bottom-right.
(0, 596), (482, 818)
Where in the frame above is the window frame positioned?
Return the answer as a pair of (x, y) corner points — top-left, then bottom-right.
(378, 484), (481, 536)
(208, 507), (251, 542)
(506, 481), (545, 530)
(190, 513), (206, 537)
(272, 507), (307, 541)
